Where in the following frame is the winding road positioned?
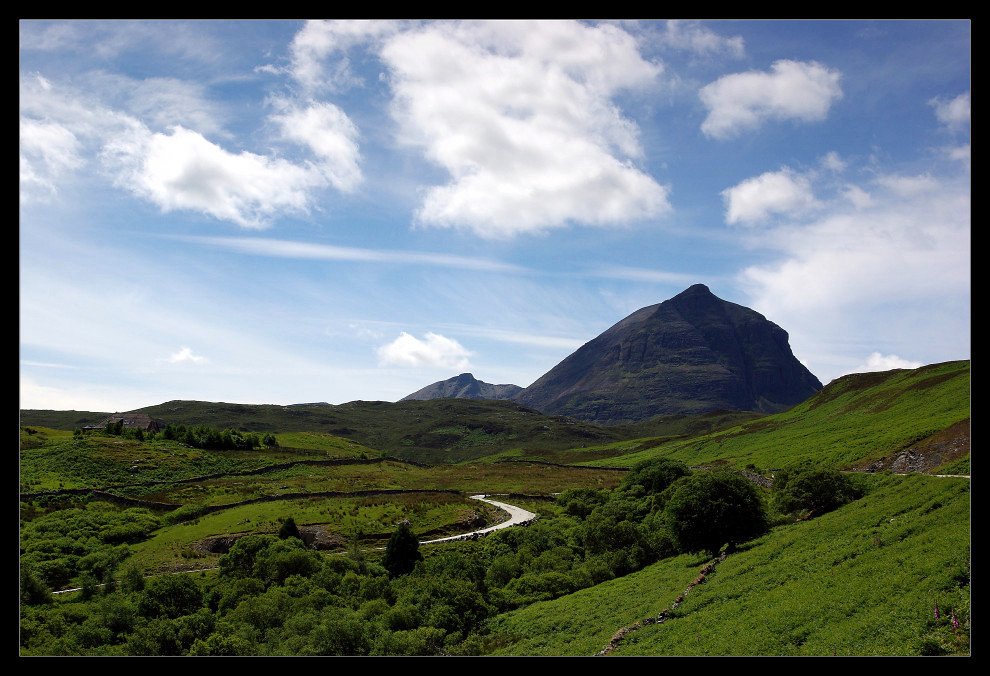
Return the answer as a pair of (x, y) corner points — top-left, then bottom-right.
(419, 494), (538, 545)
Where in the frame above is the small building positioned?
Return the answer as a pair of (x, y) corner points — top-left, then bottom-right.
(88, 413), (165, 434)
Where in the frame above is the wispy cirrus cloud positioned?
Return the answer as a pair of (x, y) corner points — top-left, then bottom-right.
(20, 116), (83, 201)
(184, 236), (525, 273)
(656, 20), (745, 59)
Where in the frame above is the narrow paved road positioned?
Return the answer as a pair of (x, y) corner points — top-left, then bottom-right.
(419, 494), (538, 545)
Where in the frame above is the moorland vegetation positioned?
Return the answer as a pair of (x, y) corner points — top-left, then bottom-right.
(19, 361), (970, 655)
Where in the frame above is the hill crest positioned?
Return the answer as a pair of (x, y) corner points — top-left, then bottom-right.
(400, 372), (522, 402)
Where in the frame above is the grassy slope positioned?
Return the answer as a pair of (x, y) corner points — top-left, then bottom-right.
(583, 360), (969, 471)
(485, 473), (970, 656)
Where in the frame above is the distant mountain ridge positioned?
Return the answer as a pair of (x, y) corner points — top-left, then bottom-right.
(511, 284), (824, 424)
(401, 373), (523, 402)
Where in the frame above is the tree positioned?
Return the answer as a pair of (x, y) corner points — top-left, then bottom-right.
(620, 457), (691, 496)
(383, 523), (422, 578)
(663, 469), (769, 557)
(278, 517), (302, 542)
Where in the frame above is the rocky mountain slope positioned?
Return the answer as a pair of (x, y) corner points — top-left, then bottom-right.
(512, 284), (823, 424)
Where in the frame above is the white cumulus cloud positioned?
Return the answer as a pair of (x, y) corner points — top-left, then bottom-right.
(737, 170), (969, 383)
(377, 332), (472, 369)
(700, 59), (842, 139)
(20, 72), (361, 228)
(379, 20), (672, 238)
(848, 352), (924, 375)
(168, 346), (208, 364)
(269, 99), (363, 192)
(108, 125), (324, 228)
(288, 19), (404, 94)
(722, 168), (819, 225)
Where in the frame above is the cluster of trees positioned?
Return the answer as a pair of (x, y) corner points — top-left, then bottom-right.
(90, 421), (279, 451)
(20, 503), (161, 597)
(19, 459), (862, 655)
(159, 424), (278, 451)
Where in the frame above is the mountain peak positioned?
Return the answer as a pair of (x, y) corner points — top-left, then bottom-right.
(680, 283), (712, 295)
(512, 285), (822, 424)
(401, 373), (522, 402)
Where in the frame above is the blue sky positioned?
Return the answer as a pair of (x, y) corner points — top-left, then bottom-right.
(20, 20), (970, 412)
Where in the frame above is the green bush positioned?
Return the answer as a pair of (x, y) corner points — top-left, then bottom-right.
(663, 469), (769, 556)
(772, 466), (862, 518)
(138, 574), (204, 619)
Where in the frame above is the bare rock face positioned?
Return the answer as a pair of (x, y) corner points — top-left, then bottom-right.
(512, 284), (823, 424)
(299, 526), (347, 550)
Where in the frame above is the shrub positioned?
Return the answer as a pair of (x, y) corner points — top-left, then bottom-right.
(663, 469), (769, 557)
(772, 466), (862, 518)
(557, 488), (609, 518)
(163, 504), (209, 526)
(138, 574), (203, 619)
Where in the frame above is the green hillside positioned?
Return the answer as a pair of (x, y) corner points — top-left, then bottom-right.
(484, 473), (969, 656)
(581, 360), (969, 473)
(19, 398), (762, 465)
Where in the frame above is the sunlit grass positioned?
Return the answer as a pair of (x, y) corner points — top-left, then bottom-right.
(485, 474), (969, 656)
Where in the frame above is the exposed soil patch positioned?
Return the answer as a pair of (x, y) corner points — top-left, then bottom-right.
(854, 419), (970, 474)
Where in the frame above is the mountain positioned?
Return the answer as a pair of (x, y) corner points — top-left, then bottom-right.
(512, 284), (823, 424)
(401, 373), (523, 402)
